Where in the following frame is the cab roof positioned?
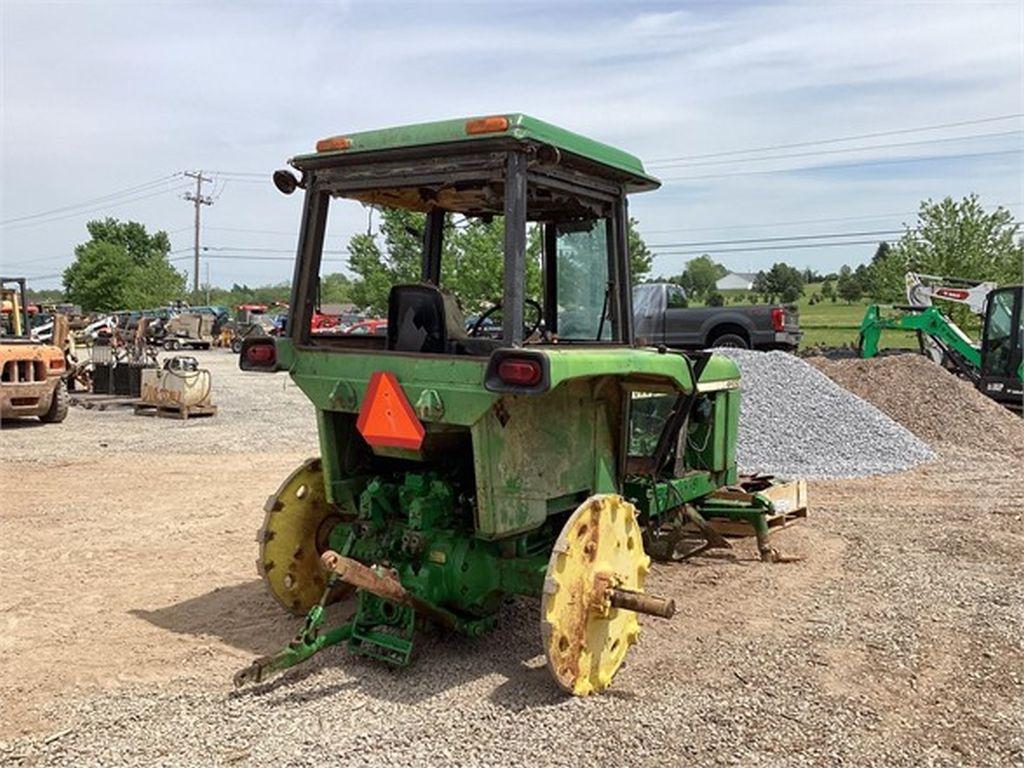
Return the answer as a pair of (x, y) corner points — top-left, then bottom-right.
(291, 113), (660, 194)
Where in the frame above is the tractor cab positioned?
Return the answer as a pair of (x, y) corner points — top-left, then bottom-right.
(235, 115), (806, 697)
(278, 114), (658, 358)
(980, 285), (1024, 408)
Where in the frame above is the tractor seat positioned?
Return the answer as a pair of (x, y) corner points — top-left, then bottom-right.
(387, 284), (503, 356)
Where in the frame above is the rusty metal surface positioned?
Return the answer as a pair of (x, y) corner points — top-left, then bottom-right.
(320, 551), (460, 630)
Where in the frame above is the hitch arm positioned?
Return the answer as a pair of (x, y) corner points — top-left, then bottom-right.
(233, 577), (353, 688)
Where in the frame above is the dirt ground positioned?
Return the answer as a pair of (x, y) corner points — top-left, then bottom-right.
(2, 351), (1023, 765)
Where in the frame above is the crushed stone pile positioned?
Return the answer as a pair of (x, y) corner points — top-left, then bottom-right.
(712, 348), (935, 478)
(809, 353), (1024, 455)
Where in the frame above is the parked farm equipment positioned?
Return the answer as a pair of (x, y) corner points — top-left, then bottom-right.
(233, 114), (808, 695)
(860, 272), (1023, 410)
(1, 277), (69, 424)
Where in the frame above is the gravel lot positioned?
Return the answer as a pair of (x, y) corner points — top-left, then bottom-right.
(0, 350), (318, 460)
(2, 350), (1022, 767)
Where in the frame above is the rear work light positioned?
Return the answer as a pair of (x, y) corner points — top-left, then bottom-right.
(771, 307), (786, 332)
(240, 339), (276, 371)
(316, 135), (352, 152)
(497, 358), (542, 386)
(465, 115), (509, 135)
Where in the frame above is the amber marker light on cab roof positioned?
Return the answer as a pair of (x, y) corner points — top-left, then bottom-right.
(315, 135), (352, 152)
(465, 115), (509, 135)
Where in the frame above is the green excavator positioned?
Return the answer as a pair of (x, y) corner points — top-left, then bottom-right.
(859, 272), (1023, 411)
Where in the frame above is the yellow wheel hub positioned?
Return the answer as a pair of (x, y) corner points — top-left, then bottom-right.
(541, 494), (658, 696)
(258, 457), (349, 615)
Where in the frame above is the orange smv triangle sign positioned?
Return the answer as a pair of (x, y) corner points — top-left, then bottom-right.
(356, 371), (425, 450)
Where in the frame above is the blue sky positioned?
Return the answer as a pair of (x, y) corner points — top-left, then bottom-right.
(1, 0), (1021, 289)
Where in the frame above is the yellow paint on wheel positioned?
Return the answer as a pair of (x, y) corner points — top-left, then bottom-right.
(540, 494), (650, 695)
(257, 457), (348, 615)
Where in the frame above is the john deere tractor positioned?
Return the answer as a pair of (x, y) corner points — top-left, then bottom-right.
(235, 115), (807, 695)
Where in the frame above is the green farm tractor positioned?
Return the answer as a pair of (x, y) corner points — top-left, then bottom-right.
(235, 114), (807, 695)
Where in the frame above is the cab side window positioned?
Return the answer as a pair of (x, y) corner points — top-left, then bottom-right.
(666, 286), (688, 309)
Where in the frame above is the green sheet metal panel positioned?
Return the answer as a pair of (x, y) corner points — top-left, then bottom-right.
(472, 378), (620, 539)
(292, 114), (660, 192)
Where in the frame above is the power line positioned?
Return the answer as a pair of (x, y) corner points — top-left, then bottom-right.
(0, 173), (182, 226)
(205, 226), (296, 236)
(202, 245), (347, 254)
(642, 210), (922, 235)
(1, 185), (190, 230)
(660, 148), (1023, 183)
(641, 201), (1022, 235)
(652, 129), (1021, 170)
(647, 113), (1023, 165)
(648, 228), (907, 249)
(651, 238), (919, 258)
(172, 253), (349, 263)
(205, 170), (267, 177)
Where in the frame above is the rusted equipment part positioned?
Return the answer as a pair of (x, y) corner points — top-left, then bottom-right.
(608, 587), (675, 619)
(258, 458), (351, 615)
(541, 494), (674, 696)
(320, 551), (462, 631)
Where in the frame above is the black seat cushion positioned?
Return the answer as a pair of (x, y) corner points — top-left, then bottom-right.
(387, 283), (507, 356)
(387, 284), (447, 353)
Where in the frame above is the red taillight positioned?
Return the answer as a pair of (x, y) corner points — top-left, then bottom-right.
(497, 358), (542, 386)
(771, 307), (785, 332)
(49, 356), (65, 371)
(246, 342), (275, 366)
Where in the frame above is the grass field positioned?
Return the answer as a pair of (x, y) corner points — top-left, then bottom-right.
(708, 283), (919, 350)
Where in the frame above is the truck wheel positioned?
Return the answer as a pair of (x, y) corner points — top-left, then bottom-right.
(231, 338), (243, 354)
(711, 332), (748, 349)
(39, 380), (69, 424)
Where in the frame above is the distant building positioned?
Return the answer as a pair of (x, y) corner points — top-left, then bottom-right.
(715, 272), (758, 291)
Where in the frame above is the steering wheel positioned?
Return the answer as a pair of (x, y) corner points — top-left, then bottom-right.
(469, 298), (543, 339)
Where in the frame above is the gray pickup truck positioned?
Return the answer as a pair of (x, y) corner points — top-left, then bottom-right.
(633, 282), (801, 351)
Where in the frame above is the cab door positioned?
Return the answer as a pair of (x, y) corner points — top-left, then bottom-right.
(979, 286), (1023, 406)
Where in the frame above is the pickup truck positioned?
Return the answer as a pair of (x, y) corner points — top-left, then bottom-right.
(633, 282), (801, 351)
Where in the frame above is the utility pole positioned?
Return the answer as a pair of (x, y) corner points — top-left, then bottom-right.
(183, 171), (213, 294)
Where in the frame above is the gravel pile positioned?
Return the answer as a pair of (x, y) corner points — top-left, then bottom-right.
(809, 353), (1024, 454)
(713, 348), (934, 478)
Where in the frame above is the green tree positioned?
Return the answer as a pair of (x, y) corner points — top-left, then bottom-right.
(627, 217), (653, 282)
(836, 265), (863, 303)
(63, 218), (184, 311)
(820, 278), (836, 302)
(675, 254), (726, 299)
(321, 272), (353, 305)
(751, 262), (805, 303)
(347, 209), (543, 315)
(871, 195), (1022, 304)
(62, 241), (134, 312)
(705, 291), (724, 307)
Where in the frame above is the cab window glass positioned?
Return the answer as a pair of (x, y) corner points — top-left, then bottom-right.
(666, 286), (687, 309)
(556, 220), (611, 340)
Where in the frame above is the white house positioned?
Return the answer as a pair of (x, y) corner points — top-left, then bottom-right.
(715, 271), (758, 291)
